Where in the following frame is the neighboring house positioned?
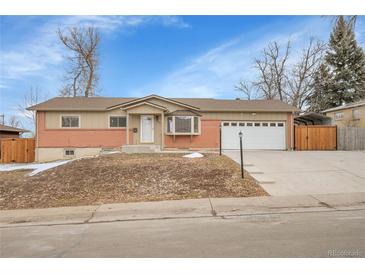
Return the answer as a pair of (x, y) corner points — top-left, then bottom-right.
(322, 99), (365, 128)
(28, 94), (297, 162)
(0, 124), (28, 139)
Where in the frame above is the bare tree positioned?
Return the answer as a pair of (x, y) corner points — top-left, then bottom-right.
(252, 54), (277, 99)
(237, 38), (327, 110)
(235, 80), (257, 100)
(58, 26), (100, 97)
(253, 41), (291, 100)
(8, 115), (22, 128)
(285, 39), (326, 109)
(17, 86), (43, 132)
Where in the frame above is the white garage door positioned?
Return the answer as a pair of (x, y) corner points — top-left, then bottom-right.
(221, 121), (286, 150)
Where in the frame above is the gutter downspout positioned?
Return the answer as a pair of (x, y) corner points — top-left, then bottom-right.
(35, 110), (39, 162)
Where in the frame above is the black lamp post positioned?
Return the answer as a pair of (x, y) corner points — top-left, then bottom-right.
(219, 124), (222, 155)
(239, 131), (244, 179)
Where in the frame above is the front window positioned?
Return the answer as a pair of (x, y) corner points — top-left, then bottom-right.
(175, 117), (191, 133)
(194, 117), (199, 133)
(110, 116), (126, 127)
(61, 116), (79, 128)
(167, 116), (200, 134)
(167, 117), (173, 133)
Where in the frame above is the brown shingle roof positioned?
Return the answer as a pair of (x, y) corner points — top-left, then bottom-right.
(0, 124), (29, 132)
(173, 98), (297, 112)
(28, 96), (298, 112)
(27, 97), (135, 111)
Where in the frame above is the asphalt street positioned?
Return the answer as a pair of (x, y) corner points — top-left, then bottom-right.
(1, 207), (364, 257)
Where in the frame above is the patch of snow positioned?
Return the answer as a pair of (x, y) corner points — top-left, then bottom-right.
(183, 152), (204, 158)
(0, 160), (72, 176)
(101, 150), (122, 155)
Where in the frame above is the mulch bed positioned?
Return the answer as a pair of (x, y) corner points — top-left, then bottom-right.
(0, 153), (267, 210)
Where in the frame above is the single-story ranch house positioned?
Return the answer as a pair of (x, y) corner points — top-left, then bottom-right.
(28, 94), (298, 162)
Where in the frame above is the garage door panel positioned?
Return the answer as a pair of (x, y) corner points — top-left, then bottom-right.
(222, 121), (286, 150)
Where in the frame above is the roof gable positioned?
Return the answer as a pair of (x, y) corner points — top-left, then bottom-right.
(107, 94), (200, 111)
(121, 101), (168, 111)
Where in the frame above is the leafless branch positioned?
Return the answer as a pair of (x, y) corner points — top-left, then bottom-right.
(235, 80), (257, 100)
(17, 86), (45, 133)
(7, 115), (22, 128)
(251, 41), (290, 100)
(285, 39), (326, 108)
(58, 26), (100, 97)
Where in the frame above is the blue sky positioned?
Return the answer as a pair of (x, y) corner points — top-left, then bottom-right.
(1, 15), (365, 130)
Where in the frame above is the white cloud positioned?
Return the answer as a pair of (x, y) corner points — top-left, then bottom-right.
(159, 16), (191, 28)
(0, 16), (190, 82)
(0, 80), (10, 89)
(62, 16), (190, 32)
(135, 17), (341, 99)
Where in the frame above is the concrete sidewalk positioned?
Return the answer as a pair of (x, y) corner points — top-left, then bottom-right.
(1, 192), (365, 227)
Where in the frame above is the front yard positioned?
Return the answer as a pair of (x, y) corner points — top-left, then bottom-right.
(0, 153), (267, 210)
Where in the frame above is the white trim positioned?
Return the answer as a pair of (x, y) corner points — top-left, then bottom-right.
(108, 114), (127, 128)
(166, 116), (201, 135)
(60, 114), (81, 128)
(121, 101), (168, 111)
(166, 116), (174, 134)
(140, 115), (155, 143)
(193, 116), (201, 134)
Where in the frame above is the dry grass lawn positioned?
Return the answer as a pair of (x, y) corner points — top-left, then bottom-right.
(0, 153), (267, 210)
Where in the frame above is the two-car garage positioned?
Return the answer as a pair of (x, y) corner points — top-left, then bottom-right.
(221, 121), (286, 150)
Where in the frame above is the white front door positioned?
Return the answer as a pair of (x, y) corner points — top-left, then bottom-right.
(140, 115), (154, 143)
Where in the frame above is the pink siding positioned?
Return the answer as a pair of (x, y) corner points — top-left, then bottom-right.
(164, 120), (220, 149)
(36, 111), (294, 150)
(37, 112), (130, 148)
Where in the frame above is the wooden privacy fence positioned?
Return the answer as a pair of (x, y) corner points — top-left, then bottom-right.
(295, 125), (337, 151)
(337, 127), (365, 150)
(0, 138), (35, 163)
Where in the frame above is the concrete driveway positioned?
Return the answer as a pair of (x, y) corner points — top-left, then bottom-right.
(224, 150), (365, 196)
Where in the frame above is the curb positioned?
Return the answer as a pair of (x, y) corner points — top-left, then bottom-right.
(1, 192), (364, 228)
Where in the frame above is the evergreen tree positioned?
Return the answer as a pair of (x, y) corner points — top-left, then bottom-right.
(324, 16), (365, 108)
(308, 63), (332, 112)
